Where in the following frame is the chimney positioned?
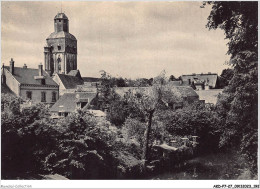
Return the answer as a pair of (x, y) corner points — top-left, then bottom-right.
(23, 64), (27, 69)
(10, 58), (14, 75)
(38, 63), (43, 76)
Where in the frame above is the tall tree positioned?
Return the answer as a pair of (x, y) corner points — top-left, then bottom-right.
(204, 1), (258, 174)
(205, 1), (258, 58)
(219, 68), (234, 88)
(128, 71), (180, 169)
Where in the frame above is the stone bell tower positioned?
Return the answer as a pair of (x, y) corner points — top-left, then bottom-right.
(44, 12), (77, 76)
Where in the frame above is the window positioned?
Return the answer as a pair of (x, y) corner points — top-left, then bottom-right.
(41, 79), (45, 85)
(52, 92), (57, 102)
(41, 92), (46, 102)
(26, 91), (32, 100)
(59, 19), (61, 22)
(57, 57), (61, 71)
(58, 46), (61, 50)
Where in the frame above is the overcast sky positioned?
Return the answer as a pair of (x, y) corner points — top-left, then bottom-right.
(1, 1), (230, 79)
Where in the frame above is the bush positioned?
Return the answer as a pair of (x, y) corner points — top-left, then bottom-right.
(165, 103), (221, 153)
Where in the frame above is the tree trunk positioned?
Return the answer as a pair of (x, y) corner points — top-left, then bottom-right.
(142, 110), (154, 171)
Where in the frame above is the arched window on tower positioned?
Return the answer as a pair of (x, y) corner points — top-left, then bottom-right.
(57, 56), (62, 72)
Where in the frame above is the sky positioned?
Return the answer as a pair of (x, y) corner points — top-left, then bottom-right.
(1, 1), (230, 79)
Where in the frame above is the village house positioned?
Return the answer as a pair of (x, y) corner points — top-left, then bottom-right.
(49, 92), (99, 118)
(1, 59), (59, 105)
(52, 70), (84, 95)
(52, 70), (100, 96)
(169, 73), (219, 91)
(82, 77), (101, 88)
(180, 73), (219, 90)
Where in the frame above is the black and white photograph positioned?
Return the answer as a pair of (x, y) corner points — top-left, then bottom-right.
(0, 1), (259, 188)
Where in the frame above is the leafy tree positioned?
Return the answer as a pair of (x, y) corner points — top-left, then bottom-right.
(44, 113), (118, 179)
(169, 75), (177, 81)
(204, 1), (258, 175)
(1, 97), (55, 179)
(98, 71), (118, 110)
(124, 118), (146, 146)
(127, 71), (181, 168)
(219, 68), (234, 88)
(107, 99), (128, 127)
(165, 103), (220, 153)
(1, 93), (21, 115)
(204, 1), (258, 58)
(116, 77), (126, 87)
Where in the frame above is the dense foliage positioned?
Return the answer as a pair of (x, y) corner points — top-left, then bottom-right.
(204, 1), (258, 175)
(165, 103), (220, 153)
(1, 95), (142, 179)
(218, 68), (234, 88)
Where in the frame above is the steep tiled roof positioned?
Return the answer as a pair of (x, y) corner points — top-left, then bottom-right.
(181, 74), (218, 88)
(50, 92), (97, 112)
(57, 74), (84, 89)
(47, 31), (76, 40)
(173, 86), (199, 98)
(4, 66), (58, 86)
(82, 77), (101, 82)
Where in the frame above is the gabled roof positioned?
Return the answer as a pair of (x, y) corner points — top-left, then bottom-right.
(57, 74), (84, 89)
(181, 74), (218, 88)
(82, 77), (101, 82)
(50, 92), (97, 112)
(3, 66), (58, 86)
(172, 86), (199, 98)
(47, 31), (77, 40)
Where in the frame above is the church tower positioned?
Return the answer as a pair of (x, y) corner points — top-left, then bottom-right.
(44, 12), (77, 75)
